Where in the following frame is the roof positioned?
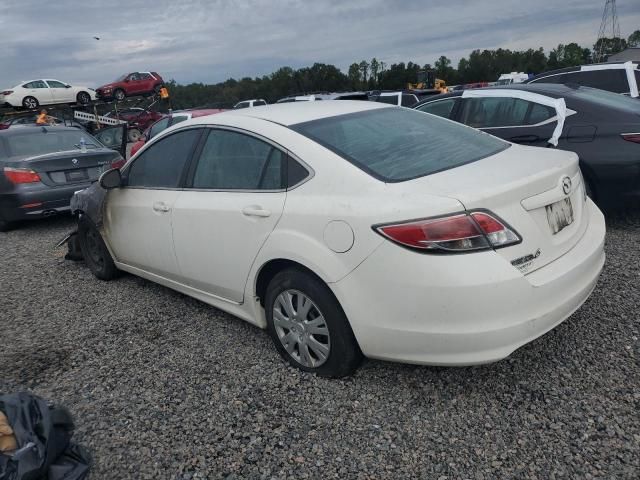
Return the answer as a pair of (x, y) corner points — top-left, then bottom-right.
(608, 48), (640, 62)
(527, 61), (639, 82)
(202, 100), (388, 126)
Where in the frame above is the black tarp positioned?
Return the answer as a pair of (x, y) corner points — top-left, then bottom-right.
(0, 393), (90, 480)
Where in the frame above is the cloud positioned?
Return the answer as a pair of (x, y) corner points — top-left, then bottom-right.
(1, 0), (639, 88)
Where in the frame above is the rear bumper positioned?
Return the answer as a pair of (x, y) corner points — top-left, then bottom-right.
(332, 199), (606, 365)
(0, 182), (93, 221)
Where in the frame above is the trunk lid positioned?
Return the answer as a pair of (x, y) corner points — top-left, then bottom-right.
(405, 144), (588, 274)
(8, 149), (119, 186)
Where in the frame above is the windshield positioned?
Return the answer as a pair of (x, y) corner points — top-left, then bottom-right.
(291, 107), (509, 182)
(4, 130), (99, 158)
(113, 74), (127, 82)
(570, 85), (640, 112)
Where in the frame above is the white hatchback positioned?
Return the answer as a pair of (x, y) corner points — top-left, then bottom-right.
(0, 79), (96, 109)
(79, 101), (605, 377)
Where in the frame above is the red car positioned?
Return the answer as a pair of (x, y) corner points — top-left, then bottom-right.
(104, 108), (164, 142)
(96, 72), (164, 101)
(129, 109), (226, 157)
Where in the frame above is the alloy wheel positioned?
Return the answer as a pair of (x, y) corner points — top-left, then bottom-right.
(273, 289), (331, 368)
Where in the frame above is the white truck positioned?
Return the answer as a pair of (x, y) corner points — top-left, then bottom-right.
(496, 72), (530, 85)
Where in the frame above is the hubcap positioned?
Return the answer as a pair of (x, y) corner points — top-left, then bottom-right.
(273, 289), (330, 368)
(115, 91), (124, 100)
(25, 98), (36, 108)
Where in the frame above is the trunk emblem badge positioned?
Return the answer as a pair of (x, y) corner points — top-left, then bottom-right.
(562, 176), (572, 195)
(71, 158), (78, 165)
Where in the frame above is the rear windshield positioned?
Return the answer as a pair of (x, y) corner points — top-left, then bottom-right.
(291, 107), (509, 182)
(570, 86), (640, 112)
(3, 130), (99, 158)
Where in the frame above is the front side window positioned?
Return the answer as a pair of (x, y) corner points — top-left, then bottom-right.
(139, 73), (153, 80)
(291, 108), (508, 182)
(46, 80), (67, 88)
(148, 117), (170, 139)
(416, 98), (458, 119)
(460, 97), (531, 128)
(190, 129), (285, 190)
(127, 129), (200, 188)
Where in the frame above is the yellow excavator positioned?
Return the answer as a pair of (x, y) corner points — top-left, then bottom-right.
(407, 69), (447, 94)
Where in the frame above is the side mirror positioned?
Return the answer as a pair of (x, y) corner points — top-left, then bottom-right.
(99, 168), (122, 189)
(65, 84), (72, 88)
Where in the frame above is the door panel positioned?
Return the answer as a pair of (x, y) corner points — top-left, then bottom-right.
(171, 191), (286, 301)
(105, 189), (181, 278)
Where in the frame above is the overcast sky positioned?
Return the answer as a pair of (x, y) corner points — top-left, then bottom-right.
(1, 0), (639, 88)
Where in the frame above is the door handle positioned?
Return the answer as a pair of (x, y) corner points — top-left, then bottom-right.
(510, 134), (539, 143)
(242, 206), (271, 217)
(152, 201), (170, 213)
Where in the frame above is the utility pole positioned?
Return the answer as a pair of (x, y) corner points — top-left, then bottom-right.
(594, 0), (622, 63)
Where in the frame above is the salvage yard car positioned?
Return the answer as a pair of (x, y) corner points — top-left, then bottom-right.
(413, 83), (640, 206)
(0, 79), (96, 109)
(0, 126), (125, 231)
(96, 72), (165, 101)
(74, 101), (605, 377)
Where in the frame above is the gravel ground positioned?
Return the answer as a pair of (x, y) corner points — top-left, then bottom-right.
(1, 212), (639, 479)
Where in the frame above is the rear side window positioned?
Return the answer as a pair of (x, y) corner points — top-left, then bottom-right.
(460, 97), (531, 127)
(415, 98), (458, 118)
(127, 129), (200, 188)
(401, 94), (418, 107)
(376, 95), (399, 106)
(190, 129), (285, 190)
(170, 115), (189, 126)
(570, 69), (629, 93)
(23, 81), (48, 89)
(528, 103), (555, 124)
(291, 108), (508, 182)
(255, 100), (267, 106)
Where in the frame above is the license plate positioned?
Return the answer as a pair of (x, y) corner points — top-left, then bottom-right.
(546, 198), (574, 234)
(65, 169), (88, 182)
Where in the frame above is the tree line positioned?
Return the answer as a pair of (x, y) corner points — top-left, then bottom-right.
(165, 31), (639, 110)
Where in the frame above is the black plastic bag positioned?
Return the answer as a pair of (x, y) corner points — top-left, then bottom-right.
(0, 393), (90, 480)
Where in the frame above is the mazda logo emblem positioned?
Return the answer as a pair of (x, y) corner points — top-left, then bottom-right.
(71, 158), (78, 165)
(562, 176), (572, 195)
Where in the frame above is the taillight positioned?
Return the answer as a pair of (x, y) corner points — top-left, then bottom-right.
(4, 167), (41, 184)
(375, 211), (520, 253)
(111, 158), (126, 169)
(0, 90), (13, 95)
(621, 133), (640, 144)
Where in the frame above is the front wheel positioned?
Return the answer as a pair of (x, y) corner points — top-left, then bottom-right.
(265, 269), (362, 377)
(127, 128), (141, 143)
(114, 89), (126, 102)
(78, 217), (119, 280)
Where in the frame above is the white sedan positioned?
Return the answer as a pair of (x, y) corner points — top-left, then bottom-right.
(77, 101), (605, 377)
(0, 79), (96, 109)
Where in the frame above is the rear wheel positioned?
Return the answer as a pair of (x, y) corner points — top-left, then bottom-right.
(76, 91), (91, 105)
(78, 217), (119, 280)
(114, 89), (126, 102)
(22, 96), (38, 109)
(265, 269), (362, 377)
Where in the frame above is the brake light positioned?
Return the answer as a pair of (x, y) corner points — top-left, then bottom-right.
(4, 167), (41, 184)
(375, 211), (520, 253)
(1, 90), (13, 95)
(621, 133), (640, 144)
(111, 158), (126, 169)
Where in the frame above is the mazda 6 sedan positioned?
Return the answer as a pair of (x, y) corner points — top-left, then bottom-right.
(76, 101), (606, 377)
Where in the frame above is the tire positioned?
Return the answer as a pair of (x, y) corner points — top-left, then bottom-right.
(22, 96), (39, 110)
(265, 268), (362, 377)
(78, 217), (119, 280)
(0, 214), (13, 232)
(127, 128), (141, 143)
(114, 89), (126, 102)
(76, 91), (91, 105)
